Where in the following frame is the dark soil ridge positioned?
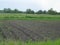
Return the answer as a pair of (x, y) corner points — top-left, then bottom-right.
(0, 20), (60, 41)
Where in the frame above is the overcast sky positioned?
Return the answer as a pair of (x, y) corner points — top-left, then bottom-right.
(0, 0), (60, 11)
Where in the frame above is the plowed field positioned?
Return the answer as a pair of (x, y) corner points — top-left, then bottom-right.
(0, 20), (60, 41)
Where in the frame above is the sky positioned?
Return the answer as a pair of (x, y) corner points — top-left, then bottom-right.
(0, 0), (60, 12)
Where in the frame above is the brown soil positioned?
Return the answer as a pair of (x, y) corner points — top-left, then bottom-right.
(0, 20), (60, 41)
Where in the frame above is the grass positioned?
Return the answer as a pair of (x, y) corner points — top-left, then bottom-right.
(0, 13), (60, 20)
(0, 39), (60, 45)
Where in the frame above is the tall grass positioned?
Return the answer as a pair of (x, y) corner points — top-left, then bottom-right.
(0, 13), (60, 20)
(0, 39), (60, 45)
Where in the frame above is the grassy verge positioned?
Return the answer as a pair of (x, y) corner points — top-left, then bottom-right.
(0, 13), (60, 20)
(0, 39), (60, 45)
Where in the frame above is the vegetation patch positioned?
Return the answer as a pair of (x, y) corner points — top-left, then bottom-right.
(0, 13), (60, 20)
(0, 39), (60, 45)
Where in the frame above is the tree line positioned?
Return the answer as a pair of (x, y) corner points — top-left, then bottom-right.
(0, 8), (60, 15)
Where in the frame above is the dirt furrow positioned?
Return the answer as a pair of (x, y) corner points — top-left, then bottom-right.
(9, 22), (45, 41)
(3, 22), (32, 41)
(0, 20), (60, 41)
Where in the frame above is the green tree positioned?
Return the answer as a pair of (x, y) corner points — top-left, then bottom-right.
(36, 10), (43, 14)
(3, 8), (8, 13)
(43, 10), (47, 14)
(26, 9), (34, 14)
(7, 8), (12, 13)
(3, 8), (12, 13)
(13, 9), (19, 13)
(48, 8), (57, 15)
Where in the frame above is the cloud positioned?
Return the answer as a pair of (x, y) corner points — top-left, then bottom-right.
(0, 0), (60, 11)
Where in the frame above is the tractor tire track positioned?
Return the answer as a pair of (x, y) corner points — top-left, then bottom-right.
(2, 23), (30, 41)
(8, 22), (45, 41)
(2, 22), (34, 41)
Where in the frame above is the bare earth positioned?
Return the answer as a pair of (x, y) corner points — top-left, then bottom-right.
(0, 20), (60, 41)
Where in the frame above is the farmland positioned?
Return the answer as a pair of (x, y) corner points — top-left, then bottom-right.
(0, 13), (60, 45)
(0, 20), (60, 41)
